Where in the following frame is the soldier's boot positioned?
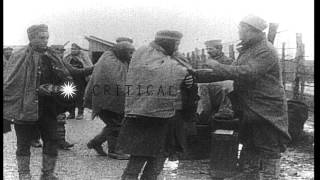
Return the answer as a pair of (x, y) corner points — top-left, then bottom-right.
(67, 109), (75, 119)
(17, 155), (32, 180)
(40, 154), (59, 180)
(76, 107), (84, 120)
(140, 157), (166, 180)
(259, 158), (280, 180)
(31, 139), (43, 148)
(87, 127), (109, 156)
(121, 156), (145, 180)
(227, 147), (260, 180)
(107, 134), (130, 160)
(56, 123), (74, 150)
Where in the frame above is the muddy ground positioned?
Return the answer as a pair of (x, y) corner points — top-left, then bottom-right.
(3, 110), (314, 180)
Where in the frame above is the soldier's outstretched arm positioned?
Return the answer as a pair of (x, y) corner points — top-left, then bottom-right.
(192, 50), (277, 83)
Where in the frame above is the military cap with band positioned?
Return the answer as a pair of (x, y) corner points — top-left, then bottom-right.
(240, 14), (268, 32)
(71, 43), (81, 50)
(116, 37), (133, 44)
(155, 30), (183, 41)
(3, 47), (13, 51)
(27, 24), (48, 39)
(205, 40), (222, 48)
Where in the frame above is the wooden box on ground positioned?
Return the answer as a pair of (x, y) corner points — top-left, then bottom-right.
(210, 130), (239, 179)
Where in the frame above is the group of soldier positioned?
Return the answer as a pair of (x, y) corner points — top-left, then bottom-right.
(3, 14), (290, 180)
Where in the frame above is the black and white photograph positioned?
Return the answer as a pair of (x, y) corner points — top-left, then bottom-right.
(3, 0), (314, 179)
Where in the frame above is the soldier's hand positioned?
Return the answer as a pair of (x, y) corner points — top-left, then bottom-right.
(183, 74), (194, 88)
(205, 59), (220, 68)
(39, 84), (60, 96)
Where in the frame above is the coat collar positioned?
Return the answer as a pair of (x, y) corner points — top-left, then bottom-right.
(237, 34), (266, 53)
(150, 41), (167, 54)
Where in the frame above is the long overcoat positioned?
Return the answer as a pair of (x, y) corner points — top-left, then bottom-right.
(117, 42), (190, 157)
(3, 45), (73, 123)
(193, 36), (291, 140)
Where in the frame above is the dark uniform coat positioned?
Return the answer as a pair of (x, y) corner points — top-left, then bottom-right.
(3, 45), (73, 123)
(193, 36), (291, 140)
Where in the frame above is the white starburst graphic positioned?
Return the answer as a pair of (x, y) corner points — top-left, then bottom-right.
(60, 82), (77, 99)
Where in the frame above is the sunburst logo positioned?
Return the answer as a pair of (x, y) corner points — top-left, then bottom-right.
(60, 81), (77, 99)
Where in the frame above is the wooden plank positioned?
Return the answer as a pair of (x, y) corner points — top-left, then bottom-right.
(281, 43), (286, 90)
(267, 23), (279, 44)
(228, 44), (235, 60)
(292, 33), (303, 100)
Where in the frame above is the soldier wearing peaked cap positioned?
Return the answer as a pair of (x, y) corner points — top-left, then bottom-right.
(3, 47), (13, 62)
(63, 43), (94, 120)
(117, 30), (197, 180)
(204, 40), (233, 65)
(84, 39), (135, 160)
(116, 37), (134, 44)
(4, 24), (74, 180)
(196, 39), (235, 126)
(191, 15), (290, 179)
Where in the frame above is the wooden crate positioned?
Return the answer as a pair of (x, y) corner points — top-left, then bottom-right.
(210, 130), (239, 179)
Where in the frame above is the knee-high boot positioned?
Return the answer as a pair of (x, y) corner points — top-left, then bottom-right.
(40, 154), (59, 180)
(56, 122), (74, 150)
(17, 155), (32, 180)
(259, 158), (280, 180)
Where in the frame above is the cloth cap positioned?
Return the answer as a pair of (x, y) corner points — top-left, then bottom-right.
(71, 43), (81, 50)
(116, 37), (133, 44)
(3, 47), (13, 51)
(240, 14), (267, 32)
(50, 45), (65, 51)
(205, 40), (222, 48)
(27, 24), (48, 39)
(155, 30), (183, 41)
(113, 42), (135, 51)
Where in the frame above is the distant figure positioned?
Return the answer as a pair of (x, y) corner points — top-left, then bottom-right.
(205, 40), (233, 65)
(3, 47), (13, 61)
(84, 37), (135, 159)
(50, 44), (75, 150)
(64, 43), (93, 120)
(197, 40), (234, 124)
(4, 24), (73, 180)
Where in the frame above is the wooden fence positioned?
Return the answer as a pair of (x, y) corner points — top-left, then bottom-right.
(182, 33), (314, 111)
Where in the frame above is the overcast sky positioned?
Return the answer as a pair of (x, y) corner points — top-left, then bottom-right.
(3, 0), (314, 59)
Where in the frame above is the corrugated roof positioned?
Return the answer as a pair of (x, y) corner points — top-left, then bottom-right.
(84, 35), (115, 47)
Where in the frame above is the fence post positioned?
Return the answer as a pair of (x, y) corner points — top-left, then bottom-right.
(191, 51), (196, 68)
(292, 33), (303, 100)
(281, 42), (286, 90)
(267, 23), (279, 44)
(299, 43), (306, 101)
(201, 48), (207, 63)
(229, 44), (235, 60)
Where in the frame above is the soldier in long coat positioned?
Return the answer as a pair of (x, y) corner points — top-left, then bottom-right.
(63, 43), (93, 120)
(197, 40), (234, 124)
(191, 15), (291, 179)
(3, 24), (74, 180)
(117, 30), (195, 180)
(84, 38), (134, 160)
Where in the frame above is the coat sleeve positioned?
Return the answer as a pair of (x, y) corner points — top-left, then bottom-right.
(194, 50), (277, 83)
